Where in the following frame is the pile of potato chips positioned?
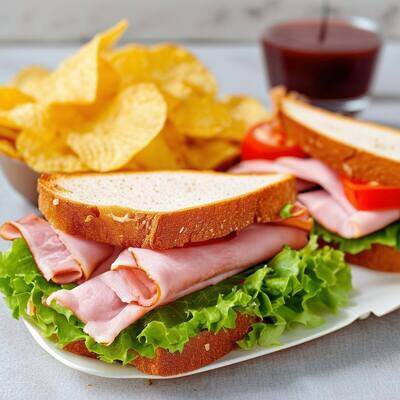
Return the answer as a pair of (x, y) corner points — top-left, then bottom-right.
(0, 20), (271, 173)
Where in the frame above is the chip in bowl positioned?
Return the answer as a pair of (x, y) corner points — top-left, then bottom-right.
(0, 138), (19, 159)
(66, 83), (167, 171)
(16, 130), (88, 173)
(0, 20), (270, 174)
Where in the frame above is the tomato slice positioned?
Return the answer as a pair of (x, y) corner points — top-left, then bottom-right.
(241, 121), (307, 160)
(341, 177), (400, 210)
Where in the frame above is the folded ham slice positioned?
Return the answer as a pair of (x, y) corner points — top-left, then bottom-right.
(47, 224), (308, 344)
(0, 214), (114, 284)
(230, 159), (315, 192)
(231, 158), (400, 238)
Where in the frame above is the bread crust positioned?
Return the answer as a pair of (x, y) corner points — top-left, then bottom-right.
(64, 313), (256, 376)
(345, 244), (400, 273)
(38, 172), (295, 250)
(319, 239), (400, 272)
(280, 99), (400, 186)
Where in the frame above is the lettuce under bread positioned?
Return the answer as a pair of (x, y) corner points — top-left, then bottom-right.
(0, 237), (351, 365)
(314, 222), (400, 254)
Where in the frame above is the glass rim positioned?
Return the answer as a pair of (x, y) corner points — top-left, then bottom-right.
(261, 16), (381, 39)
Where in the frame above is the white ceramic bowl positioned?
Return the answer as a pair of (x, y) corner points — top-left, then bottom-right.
(0, 155), (40, 205)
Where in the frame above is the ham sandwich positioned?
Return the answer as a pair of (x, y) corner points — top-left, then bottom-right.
(0, 214), (308, 345)
(231, 157), (400, 239)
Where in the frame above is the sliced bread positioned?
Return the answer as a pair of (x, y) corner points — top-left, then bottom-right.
(280, 97), (400, 186)
(38, 171), (295, 249)
(319, 239), (400, 273)
(345, 244), (400, 273)
(64, 313), (256, 376)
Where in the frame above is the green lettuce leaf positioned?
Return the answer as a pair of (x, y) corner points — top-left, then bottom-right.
(279, 203), (294, 219)
(314, 221), (400, 254)
(0, 236), (351, 365)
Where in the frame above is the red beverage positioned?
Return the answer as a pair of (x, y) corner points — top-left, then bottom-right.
(261, 18), (381, 112)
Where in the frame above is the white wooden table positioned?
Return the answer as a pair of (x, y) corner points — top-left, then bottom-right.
(0, 43), (400, 400)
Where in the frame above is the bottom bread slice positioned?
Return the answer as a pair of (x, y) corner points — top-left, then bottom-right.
(345, 244), (400, 273)
(319, 240), (400, 273)
(64, 313), (256, 376)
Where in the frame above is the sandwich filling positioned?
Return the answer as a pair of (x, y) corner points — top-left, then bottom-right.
(0, 212), (351, 364)
(232, 157), (400, 254)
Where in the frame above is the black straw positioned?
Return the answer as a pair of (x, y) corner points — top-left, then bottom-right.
(318, 0), (330, 42)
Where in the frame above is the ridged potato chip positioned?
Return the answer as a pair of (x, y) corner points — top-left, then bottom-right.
(0, 87), (33, 110)
(149, 44), (218, 98)
(11, 66), (50, 99)
(0, 138), (19, 159)
(67, 83), (167, 171)
(96, 57), (120, 101)
(109, 44), (217, 102)
(0, 103), (53, 132)
(2, 20), (272, 174)
(219, 96), (271, 142)
(0, 126), (19, 141)
(29, 20), (127, 105)
(17, 130), (87, 172)
(127, 122), (186, 170)
(170, 95), (232, 138)
(183, 138), (240, 170)
(108, 45), (149, 84)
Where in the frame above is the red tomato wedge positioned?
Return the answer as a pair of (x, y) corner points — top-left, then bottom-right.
(241, 121), (307, 160)
(341, 177), (400, 211)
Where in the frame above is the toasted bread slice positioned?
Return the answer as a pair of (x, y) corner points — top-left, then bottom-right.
(345, 244), (400, 273)
(64, 313), (256, 376)
(38, 171), (295, 249)
(319, 239), (400, 273)
(280, 97), (400, 186)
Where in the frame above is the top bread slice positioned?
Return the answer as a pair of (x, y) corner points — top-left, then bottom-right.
(38, 171), (295, 249)
(279, 97), (400, 186)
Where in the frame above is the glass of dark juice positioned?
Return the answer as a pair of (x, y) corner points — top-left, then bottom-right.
(261, 17), (381, 113)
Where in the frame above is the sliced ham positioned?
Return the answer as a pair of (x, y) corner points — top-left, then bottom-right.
(230, 159), (315, 192)
(0, 214), (114, 284)
(231, 158), (400, 238)
(299, 191), (400, 238)
(47, 224), (308, 344)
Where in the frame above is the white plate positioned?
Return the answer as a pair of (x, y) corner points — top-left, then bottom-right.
(23, 264), (400, 379)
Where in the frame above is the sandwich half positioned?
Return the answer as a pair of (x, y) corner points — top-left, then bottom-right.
(0, 171), (351, 376)
(233, 96), (400, 272)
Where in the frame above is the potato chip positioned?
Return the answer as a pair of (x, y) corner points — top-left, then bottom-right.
(108, 45), (149, 84)
(67, 83), (167, 171)
(0, 138), (19, 159)
(11, 66), (50, 99)
(0, 103), (53, 132)
(170, 95), (232, 138)
(219, 96), (272, 142)
(149, 44), (218, 99)
(0, 86), (33, 111)
(160, 121), (187, 154)
(127, 122), (186, 170)
(17, 130), (87, 172)
(225, 96), (271, 127)
(28, 20), (127, 105)
(0, 126), (19, 141)
(45, 61), (121, 132)
(183, 138), (240, 170)
(2, 21), (264, 175)
(109, 44), (217, 102)
(96, 57), (120, 100)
